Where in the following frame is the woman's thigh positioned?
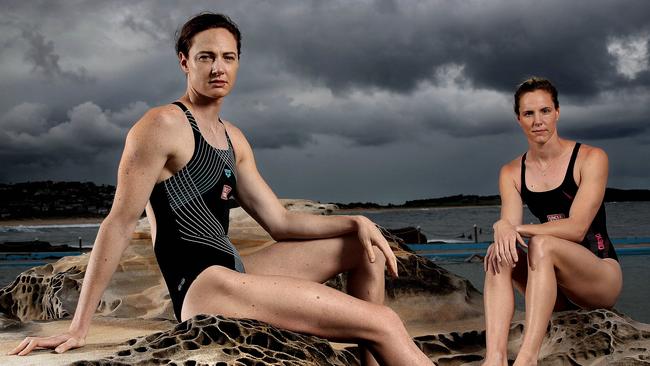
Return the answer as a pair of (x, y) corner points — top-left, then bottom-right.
(241, 235), (371, 283)
(180, 265), (390, 341)
(531, 236), (623, 309)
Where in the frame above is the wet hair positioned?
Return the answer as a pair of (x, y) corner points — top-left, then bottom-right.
(175, 12), (242, 58)
(513, 77), (559, 115)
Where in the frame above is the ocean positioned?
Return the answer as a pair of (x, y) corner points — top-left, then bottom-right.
(1, 201), (648, 322)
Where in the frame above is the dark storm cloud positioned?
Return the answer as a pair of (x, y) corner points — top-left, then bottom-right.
(563, 117), (650, 141)
(0, 0), (649, 200)
(0, 102), (130, 181)
(240, 0), (650, 96)
(21, 29), (94, 83)
(221, 0), (650, 147)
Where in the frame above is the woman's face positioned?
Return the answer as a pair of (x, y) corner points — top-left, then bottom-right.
(516, 89), (560, 144)
(180, 27), (239, 100)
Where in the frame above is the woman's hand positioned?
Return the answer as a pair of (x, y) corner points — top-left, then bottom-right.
(355, 216), (399, 278)
(8, 331), (86, 356)
(490, 219), (527, 268)
(484, 243), (501, 274)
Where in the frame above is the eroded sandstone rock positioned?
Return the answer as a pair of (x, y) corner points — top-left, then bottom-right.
(0, 238), (172, 322)
(412, 309), (650, 365)
(73, 314), (359, 366)
(0, 199), (482, 325)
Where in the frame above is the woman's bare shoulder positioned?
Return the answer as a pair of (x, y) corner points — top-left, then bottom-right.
(221, 119), (244, 139)
(501, 155), (524, 177)
(577, 143), (608, 168)
(124, 104), (189, 155)
(134, 104), (186, 131)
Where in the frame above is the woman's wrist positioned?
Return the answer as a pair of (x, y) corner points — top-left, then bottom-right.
(350, 215), (367, 230)
(515, 224), (530, 236)
(493, 219), (510, 230)
(68, 316), (90, 338)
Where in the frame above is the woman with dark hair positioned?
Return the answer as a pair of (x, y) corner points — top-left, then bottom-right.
(482, 77), (622, 366)
(10, 13), (431, 365)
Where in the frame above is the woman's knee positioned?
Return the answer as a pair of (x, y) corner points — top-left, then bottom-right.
(371, 245), (387, 266)
(371, 305), (404, 336)
(346, 235), (386, 270)
(484, 243), (517, 279)
(199, 265), (240, 294)
(527, 235), (559, 265)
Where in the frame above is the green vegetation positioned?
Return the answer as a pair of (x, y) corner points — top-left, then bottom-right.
(337, 189), (650, 209)
(0, 182), (648, 218)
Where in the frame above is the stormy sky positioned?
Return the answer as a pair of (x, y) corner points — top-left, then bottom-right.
(1, 0), (649, 203)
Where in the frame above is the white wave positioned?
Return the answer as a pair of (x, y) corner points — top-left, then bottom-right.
(0, 223), (100, 232)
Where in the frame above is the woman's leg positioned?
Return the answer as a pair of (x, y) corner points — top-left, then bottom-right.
(483, 245), (528, 366)
(242, 235), (388, 365)
(515, 235), (623, 366)
(182, 265), (432, 366)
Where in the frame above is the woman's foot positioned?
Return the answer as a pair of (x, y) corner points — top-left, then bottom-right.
(513, 351), (537, 366)
(482, 352), (509, 366)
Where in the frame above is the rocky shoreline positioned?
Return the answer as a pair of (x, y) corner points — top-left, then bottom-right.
(1, 200), (648, 365)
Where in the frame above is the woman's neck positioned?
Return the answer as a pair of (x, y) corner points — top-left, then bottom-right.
(528, 137), (568, 162)
(180, 93), (223, 122)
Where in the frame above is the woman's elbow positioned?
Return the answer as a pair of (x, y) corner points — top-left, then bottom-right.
(264, 218), (291, 241)
(571, 222), (590, 243)
(102, 211), (141, 236)
(267, 226), (291, 241)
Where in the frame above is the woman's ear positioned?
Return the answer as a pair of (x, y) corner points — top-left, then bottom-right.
(179, 52), (189, 74)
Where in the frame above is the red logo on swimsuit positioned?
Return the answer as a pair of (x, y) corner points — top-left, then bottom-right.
(221, 185), (232, 200)
(546, 213), (565, 221)
(595, 233), (605, 250)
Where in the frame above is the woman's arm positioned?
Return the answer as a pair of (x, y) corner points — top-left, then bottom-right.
(516, 147), (608, 243)
(227, 124), (398, 276)
(9, 108), (174, 355)
(486, 160), (527, 273)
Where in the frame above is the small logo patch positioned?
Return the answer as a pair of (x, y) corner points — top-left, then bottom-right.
(595, 233), (605, 250)
(224, 169), (232, 178)
(221, 185), (232, 200)
(178, 278), (186, 291)
(546, 213), (565, 221)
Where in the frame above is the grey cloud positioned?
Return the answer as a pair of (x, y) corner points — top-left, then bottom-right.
(0, 0), (649, 200)
(122, 16), (171, 44)
(238, 0), (650, 97)
(1, 103), (49, 135)
(564, 121), (649, 140)
(109, 101), (151, 128)
(21, 29), (94, 83)
(0, 102), (128, 174)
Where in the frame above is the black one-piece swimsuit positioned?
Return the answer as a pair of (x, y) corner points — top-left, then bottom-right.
(149, 101), (245, 321)
(520, 142), (618, 261)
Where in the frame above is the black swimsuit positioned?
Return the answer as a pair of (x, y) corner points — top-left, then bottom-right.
(149, 102), (245, 321)
(521, 142), (617, 261)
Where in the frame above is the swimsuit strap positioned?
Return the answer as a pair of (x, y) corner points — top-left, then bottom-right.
(172, 101), (188, 112)
(520, 152), (528, 193)
(173, 101), (234, 153)
(562, 142), (581, 185)
(171, 101), (200, 132)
